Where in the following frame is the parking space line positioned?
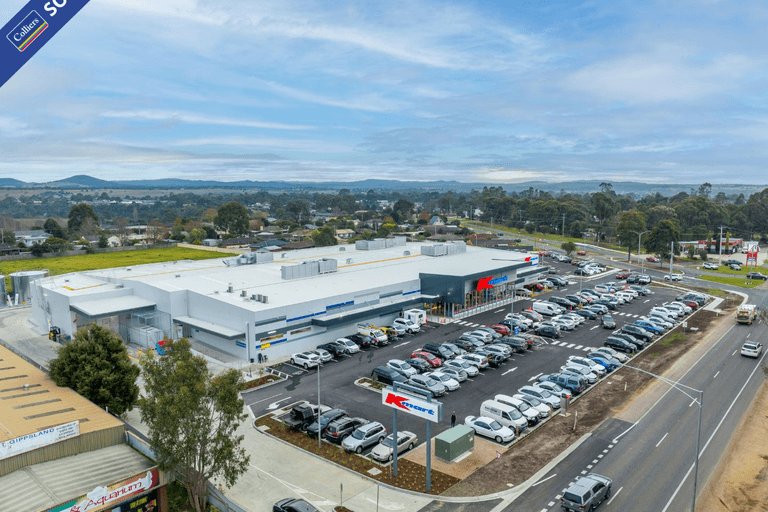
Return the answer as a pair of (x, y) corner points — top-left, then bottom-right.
(732, 349), (737, 356)
(590, 325), (599, 330)
(582, 347), (591, 351)
(251, 393), (283, 405)
(574, 345), (583, 350)
(496, 308), (505, 313)
(607, 487), (623, 505)
(714, 371), (720, 379)
(656, 432), (668, 447)
(532, 473), (557, 486)
(396, 341), (410, 347)
(566, 343), (575, 348)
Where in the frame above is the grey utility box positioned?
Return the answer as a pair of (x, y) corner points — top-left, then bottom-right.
(435, 425), (474, 462)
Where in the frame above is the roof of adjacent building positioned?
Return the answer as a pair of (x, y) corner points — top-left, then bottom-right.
(0, 345), (123, 444)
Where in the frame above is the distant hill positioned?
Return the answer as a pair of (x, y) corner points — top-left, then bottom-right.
(0, 178), (28, 187)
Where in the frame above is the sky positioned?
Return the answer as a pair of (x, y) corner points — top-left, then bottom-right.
(1, 0), (767, 185)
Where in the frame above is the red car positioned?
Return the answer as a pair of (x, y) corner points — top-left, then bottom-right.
(524, 283), (545, 292)
(616, 270), (631, 279)
(411, 351), (441, 367)
(571, 259), (581, 265)
(683, 300), (699, 310)
(577, 250), (587, 255)
(491, 324), (511, 336)
(646, 256), (660, 262)
(538, 251), (551, 257)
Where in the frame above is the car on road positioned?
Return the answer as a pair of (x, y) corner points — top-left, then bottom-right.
(386, 359), (418, 377)
(625, 274), (640, 284)
(464, 416), (516, 443)
(290, 352), (321, 369)
(604, 336), (637, 354)
(741, 342), (763, 358)
(324, 417), (367, 444)
(444, 359), (479, 377)
(724, 259), (742, 266)
(637, 274), (652, 284)
(601, 314), (616, 329)
(664, 273), (683, 281)
(407, 374), (446, 397)
(424, 371), (461, 391)
(410, 351), (442, 368)
(517, 385), (561, 409)
(589, 346), (630, 363)
(646, 256), (659, 262)
(629, 285), (651, 295)
(337, 338), (360, 354)
(273, 497), (319, 512)
(342, 421), (388, 453)
(370, 431), (418, 462)
(747, 272), (768, 280)
(561, 473), (612, 512)
(702, 262), (719, 270)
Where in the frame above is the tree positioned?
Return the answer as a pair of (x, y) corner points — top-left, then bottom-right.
(312, 227), (337, 246)
(615, 210), (647, 260)
(590, 193), (616, 244)
(0, 229), (15, 244)
(44, 217), (67, 239)
(139, 339), (249, 512)
(98, 234), (109, 248)
(67, 203), (99, 235)
(286, 199), (311, 222)
(49, 324), (139, 415)
(561, 241), (576, 256)
(645, 219), (680, 259)
(214, 202), (250, 235)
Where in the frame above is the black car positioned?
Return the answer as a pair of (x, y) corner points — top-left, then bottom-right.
(324, 417), (367, 444)
(550, 297), (577, 309)
(625, 274), (640, 284)
(724, 259), (742, 266)
(499, 336), (527, 353)
(500, 319), (529, 332)
(574, 268), (591, 276)
(592, 299), (617, 310)
(573, 308), (597, 320)
(746, 272), (768, 280)
(317, 342), (345, 358)
(407, 357), (431, 373)
(621, 324), (653, 341)
(601, 315), (616, 329)
(274, 498), (319, 512)
(421, 342), (453, 361)
(605, 336), (637, 354)
(306, 409), (347, 438)
(676, 294), (706, 306)
(536, 325), (561, 338)
(550, 276), (569, 287)
(566, 294), (587, 306)
(371, 366), (407, 385)
(348, 334), (372, 349)
(452, 338), (476, 352)
(612, 333), (646, 349)
(629, 285), (651, 295)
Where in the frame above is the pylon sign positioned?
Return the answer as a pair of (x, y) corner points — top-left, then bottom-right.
(747, 244), (759, 265)
(382, 388), (443, 422)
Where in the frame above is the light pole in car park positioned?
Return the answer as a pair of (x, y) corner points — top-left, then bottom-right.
(630, 230), (650, 274)
(618, 364), (703, 512)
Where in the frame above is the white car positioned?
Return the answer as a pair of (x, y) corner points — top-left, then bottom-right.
(337, 337), (360, 354)
(444, 359), (479, 377)
(552, 315), (578, 329)
(568, 356), (606, 376)
(741, 342), (763, 358)
(560, 365), (598, 384)
(664, 273), (683, 281)
(562, 313), (586, 325)
(535, 380), (571, 400)
(387, 359), (418, 377)
(702, 262), (719, 270)
(477, 327), (502, 340)
(441, 366), (468, 382)
(484, 344), (512, 358)
(393, 318), (420, 334)
(589, 346), (630, 363)
(290, 352), (321, 369)
(370, 431), (418, 462)
(512, 393), (551, 418)
(307, 349), (332, 363)
(457, 354), (489, 370)
(424, 371), (460, 391)
(506, 313), (533, 326)
(494, 394), (541, 424)
(464, 416), (516, 443)
(664, 302), (691, 315)
(645, 315), (673, 329)
(517, 386), (561, 409)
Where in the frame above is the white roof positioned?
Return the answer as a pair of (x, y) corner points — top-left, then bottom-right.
(70, 295), (156, 317)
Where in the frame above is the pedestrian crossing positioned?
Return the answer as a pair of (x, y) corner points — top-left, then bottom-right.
(548, 340), (595, 352)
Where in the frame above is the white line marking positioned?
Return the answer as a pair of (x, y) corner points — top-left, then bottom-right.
(567, 343), (575, 348)
(502, 367), (518, 376)
(747, 333), (751, 338)
(251, 393), (283, 405)
(591, 325), (599, 330)
(529, 372), (543, 382)
(607, 487), (623, 505)
(550, 341), (561, 346)
(396, 341), (410, 347)
(644, 299), (650, 303)
(612, 422), (638, 443)
(732, 350), (737, 356)
(574, 345), (583, 350)
(714, 371), (720, 379)
(496, 308), (505, 313)
(532, 473), (557, 487)
(656, 432), (668, 447)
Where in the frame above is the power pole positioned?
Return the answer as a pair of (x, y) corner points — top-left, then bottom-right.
(718, 225), (726, 264)
(562, 213), (566, 235)
(670, 240), (674, 275)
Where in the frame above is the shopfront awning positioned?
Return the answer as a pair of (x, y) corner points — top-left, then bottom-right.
(70, 296), (156, 319)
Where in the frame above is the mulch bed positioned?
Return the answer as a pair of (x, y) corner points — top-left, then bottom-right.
(443, 308), (722, 496)
(256, 415), (459, 494)
(358, 377), (386, 390)
(241, 374), (280, 390)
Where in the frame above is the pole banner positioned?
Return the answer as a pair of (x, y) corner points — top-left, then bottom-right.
(1, 0), (92, 88)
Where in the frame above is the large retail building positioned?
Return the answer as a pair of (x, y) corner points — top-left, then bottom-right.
(30, 239), (544, 363)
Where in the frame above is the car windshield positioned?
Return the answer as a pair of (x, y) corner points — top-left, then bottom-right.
(538, 389), (552, 398)
(604, 315), (613, 322)
(527, 396), (542, 407)
(744, 343), (758, 350)
(516, 401), (529, 411)
(381, 437), (394, 448)
(489, 420), (503, 430)
(510, 409), (523, 419)
(351, 429), (366, 440)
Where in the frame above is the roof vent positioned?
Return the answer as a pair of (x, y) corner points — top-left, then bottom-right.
(346, 258), (352, 264)
(339, 247), (346, 251)
(227, 284), (234, 293)
(261, 295), (269, 304)
(282, 253), (287, 258)
(404, 251), (410, 256)
(241, 290), (247, 297)
(251, 294), (258, 301)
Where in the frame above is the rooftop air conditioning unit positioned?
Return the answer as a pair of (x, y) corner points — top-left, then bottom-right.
(346, 258), (352, 264)
(261, 295), (269, 304)
(241, 290), (247, 297)
(251, 294), (258, 301)
(175, 274), (181, 278)
(404, 251), (410, 255)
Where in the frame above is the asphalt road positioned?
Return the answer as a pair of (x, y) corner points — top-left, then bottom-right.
(244, 260), (688, 459)
(503, 284), (768, 512)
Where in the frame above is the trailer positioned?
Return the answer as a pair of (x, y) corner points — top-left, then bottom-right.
(736, 304), (757, 325)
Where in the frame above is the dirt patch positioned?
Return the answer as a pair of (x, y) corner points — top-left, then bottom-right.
(698, 378), (768, 512)
(255, 415), (459, 494)
(442, 310), (721, 497)
(240, 374), (280, 390)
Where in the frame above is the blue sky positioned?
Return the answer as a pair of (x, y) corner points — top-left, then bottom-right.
(1, 0), (766, 184)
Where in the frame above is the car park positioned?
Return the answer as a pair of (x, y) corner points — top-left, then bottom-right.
(517, 385), (561, 409)
(560, 364), (598, 384)
(589, 346), (630, 363)
(444, 359), (479, 377)
(370, 431), (418, 462)
(306, 409), (347, 438)
(561, 473), (612, 512)
(324, 417), (367, 444)
(337, 338), (360, 354)
(424, 371), (460, 391)
(371, 366), (408, 385)
(494, 394), (541, 425)
(411, 351), (442, 367)
(273, 497), (319, 512)
(605, 336), (637, 354)
(290, 352), (321, 369)
(393, 318), (420, 333)
(539, 372), (585, 395)
(441, 366), (468, 382)
(387, 359), (418, 377)
(601, 314), (616, 329)
(342, 422), (387, 453)
(464, 416), (516, 443)
(407, 374), (446, 397)
(741, 342), (763, 358)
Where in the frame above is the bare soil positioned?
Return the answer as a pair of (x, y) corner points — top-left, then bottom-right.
(698, 378), (768, 512)
(443, 309), (722, 496)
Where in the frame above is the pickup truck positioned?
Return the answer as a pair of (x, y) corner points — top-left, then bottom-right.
(282, 403), (329, 431)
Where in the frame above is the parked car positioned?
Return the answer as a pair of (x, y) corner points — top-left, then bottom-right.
(534, 380), (571, 400)
(493, 394), (541, 425)
(568, 355), (607, 376)
(539, 372), (585, 395)
(646, 256), (659, 262)
(577, 250), (587, 255)
(702, 262), (719, 270)
(747, 272), (768, 280)
(741, 342), (763, 358)
(410, 351), (442, 368)
(444, 359), (479, 377)
(587, 304), (609, 315)
(474, 350), (504, 368)
(664, 273), (683, 281)
(407, 374), (446, 397)
(307, 349), (332, 363)
(621, 324), (653, 341)
(512, 393), (551, 418)
(305, 409), (347, 438)
(592, 299), (616, 310)
(337, 338), (360, 354)
(348, 333), (372, 349)
(499, 336), (527, 353)
(441, 366), (468, 382)
(387, 359), (418, 377)
(561, 473), (612, 512)
(633, 320), (663, 334)
(371, 366), (407, 385)
(464, 330), (494, 343)
(491, 324), (511, 336)
(370, 431), (418, 462)
(464, 416), (516, 443)
(420, 342), (453, 361)
(729, 263), (742, 271)
(273, 498), (319, 512)
(587, 352), (622, 372)
(406, 357), (432, 373)
(612, 333), (646, 350)
(520, 310), (544, 322)
(457, 353), (490, 370)
(536, 325), (561, 338)
(424, 371), (460, 391)
(589, 346), (630, 363)
(317, 341), (346, 358)
(560, 364), (598, 384)
(573, 308), (597, 320)
(290, 352), (321, 369)
(393, 318), (420, 333)
(342, 421), (388, 453)
(517, 385), (561, 409)
(601, 315), (616, 329)
(629, 285), (651, 295)
(625, 274), (640, 284)
(324, 417), (367, 444)
(616, 270), (631, 279)
(604, 336), (637, 354)
(381, 325), (405, 339)
(441, 342), (466, 357)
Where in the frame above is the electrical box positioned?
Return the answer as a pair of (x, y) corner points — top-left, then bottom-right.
(435, 425), (474, 462)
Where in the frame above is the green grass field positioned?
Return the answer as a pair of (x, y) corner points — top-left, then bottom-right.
(0, 247), (226, 277)
(462, 220), (625, 251)
(699, 263), (768, 276)
(697, 275), (765, 288)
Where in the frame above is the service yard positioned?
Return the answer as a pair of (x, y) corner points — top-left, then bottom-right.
(246, 255), (735, 495)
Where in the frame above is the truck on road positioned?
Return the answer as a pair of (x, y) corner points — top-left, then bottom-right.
(736, 304), (757, 325)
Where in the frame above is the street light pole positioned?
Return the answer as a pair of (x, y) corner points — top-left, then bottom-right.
(631, 230), (650, 273)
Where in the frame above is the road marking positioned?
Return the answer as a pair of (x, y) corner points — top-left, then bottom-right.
(656, 432), (668, 447)
(567, 343), (575, 348)
(396, 341), (410, 347)
(607, 487), (623, 505)
(268, 397), (293, 410)
(251, 393), (283, 405)
(714, 371), (720, 379)
(690, 398), (696, 407)
(661, 346), (768, 512)
(747, 333), (751, 338)
(496, 308), (505, 313)
(574, 345), (583, 350)
(532, 473), (557, 486)
(644, 299), (650, 303)
(612, 421), (638, 443)
(591, 325), (599, 330)
(732, 350), (737, 356)
(502, 367), (518, 376)
(528, 372), (543, 382)
(583, 347), (592, 352)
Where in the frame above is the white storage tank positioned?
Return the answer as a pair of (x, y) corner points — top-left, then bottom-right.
(10, 270), (49, 305)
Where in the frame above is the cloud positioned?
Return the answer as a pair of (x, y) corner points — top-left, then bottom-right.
(101, 110), (314, 130)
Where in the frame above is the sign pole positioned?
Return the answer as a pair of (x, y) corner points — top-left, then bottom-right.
(426, 418), (432, 491)
(392, 382), (398, 477)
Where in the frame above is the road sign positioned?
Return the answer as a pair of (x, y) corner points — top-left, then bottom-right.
(382, 388), (443, 422)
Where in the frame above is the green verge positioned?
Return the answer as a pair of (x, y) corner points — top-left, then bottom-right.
(697, 275), (764, 288)
(0, 247), (225, 277)
(462, 221), (624, 251)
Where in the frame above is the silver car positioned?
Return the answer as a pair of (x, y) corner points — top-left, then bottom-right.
(517, 385), (561, 409)
(408, 374), (446, 397)
(307, 349), (332, 363)
(445, 359), (479, 377)
(370, 431), (418, 462)
(561, 365), (598, 384)
(441, 366), (468, 382)
(425, 371), (460, 391)
(387, 359), (417, 377)
(342, 422), (388, 453)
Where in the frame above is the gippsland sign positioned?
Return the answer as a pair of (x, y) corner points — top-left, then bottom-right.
(382, 388), (443, 422)
(0, 420), (79, 460)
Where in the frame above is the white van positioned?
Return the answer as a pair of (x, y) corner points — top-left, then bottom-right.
(532, 301), (562, 316)
(493, 394), (540, 425)
(480, 400), (528, 433)
(404, 309), (427, 326)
